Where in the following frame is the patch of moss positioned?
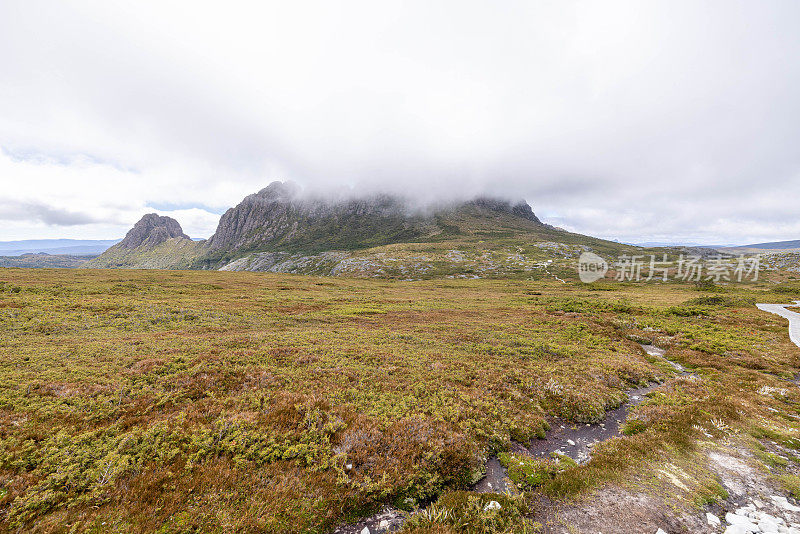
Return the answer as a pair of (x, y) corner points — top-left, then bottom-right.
(755, 450), (789, 468)
(778, 474), (800, 500)
(693, 480), (729, 507)
(621, 419), (649, 436)
(498, 453), (559, 489)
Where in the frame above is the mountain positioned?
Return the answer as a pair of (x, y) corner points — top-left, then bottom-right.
(0, 239), (119, 256)
(718, 239), (800, 253)
(194, 182), (541, 268)
(749, 239), (800, 249)
(628, 241), (733, 248)
(87, 181), (646, 277)
(116, 213), (189, 249)
(84, 214), (201, 269)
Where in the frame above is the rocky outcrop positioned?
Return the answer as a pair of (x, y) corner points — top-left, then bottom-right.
(85, 214), (197, 269)
(198, 182), (543, 267)
(205, 182), (428, 255)
(118, 214), (189, 250)
(468, 197), (541, 223)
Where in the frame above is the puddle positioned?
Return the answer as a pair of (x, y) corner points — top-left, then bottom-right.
(472, 456), (514, 493)
(642, 344), (688, 375)
(525, 382), (660, 464)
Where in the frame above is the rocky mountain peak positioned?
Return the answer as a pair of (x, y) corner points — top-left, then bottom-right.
(119, 214), (189, 250)
(253, 180), (300, 201)
(200, 182), (544, 263)
(468, 197), (541, 223)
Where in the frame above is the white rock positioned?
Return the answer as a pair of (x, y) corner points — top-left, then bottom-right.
(567, 439), (576, 446)
(727, 512), (753, 524)
(484, 501), (502, 511)
(724, 525), (753, 534)
(378, 520), (390, 530)
(361, 528), (370, 534)
(762, 513), (784, 525)
(754, 499), (764, 508)
(346, 464), (353, 470)
(656, 529), (667, 534)
(761, 518), (782, 533)
(707, 512), (721, 526)
(725, 513), (758, 533)
(773, 496), (800, 512)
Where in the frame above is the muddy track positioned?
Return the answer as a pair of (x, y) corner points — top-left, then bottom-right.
(474, 343), (693, 492)
(333, 344), (692, 532)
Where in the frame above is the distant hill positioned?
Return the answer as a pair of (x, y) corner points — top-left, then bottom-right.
(0, 239), (118, 256)
(718, 239), (800, 254)
(0, 253), (97, 268)
(87, 181), (657, 278)
(737, 239), (800, 250)
(629, 241), (734, 248)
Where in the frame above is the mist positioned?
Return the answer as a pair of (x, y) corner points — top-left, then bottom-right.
(1, 1), (799, 243)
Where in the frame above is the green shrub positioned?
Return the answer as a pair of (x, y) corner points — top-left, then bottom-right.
(772, 285), (800, 296)
(663, 306), (706, 317)
(694, 279), (718, 291)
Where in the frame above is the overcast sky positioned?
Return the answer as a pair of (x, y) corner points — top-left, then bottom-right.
(1, 1), (799, 244)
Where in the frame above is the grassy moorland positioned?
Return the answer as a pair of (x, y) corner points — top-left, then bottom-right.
(2, 269), (800, 532)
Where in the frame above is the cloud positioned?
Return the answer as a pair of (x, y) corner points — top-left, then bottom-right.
(1, 1), (799, 243)
(0, 200), (98, 226)
(0, 148), (220, 239)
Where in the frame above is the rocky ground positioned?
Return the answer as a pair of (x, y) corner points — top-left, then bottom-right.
(219, 246), (585, 279)
(762, 253), (800, 274)
(334, 443), (800, 534)
(332, 507), (405, 534)
(535, 444), (800, 533)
